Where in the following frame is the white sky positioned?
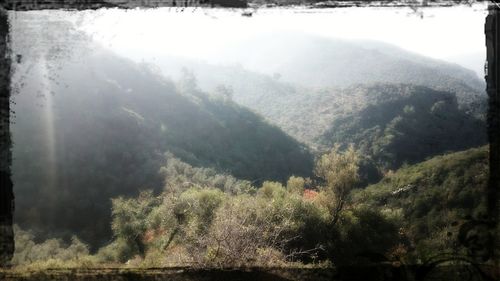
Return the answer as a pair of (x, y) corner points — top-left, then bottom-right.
(18, 4), (489, 76)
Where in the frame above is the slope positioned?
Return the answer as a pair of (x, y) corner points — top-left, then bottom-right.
(317, 84), (487, 170)
(11, 46), (313, 248)
(352, 146), (489, 260)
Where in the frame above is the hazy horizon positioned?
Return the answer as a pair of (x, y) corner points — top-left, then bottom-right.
(8, 4), (488, 78)
(75, 5), (488, 78)
(5, 5), (492, 272)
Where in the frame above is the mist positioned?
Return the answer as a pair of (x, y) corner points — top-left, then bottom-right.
(6, 5), (491, 271)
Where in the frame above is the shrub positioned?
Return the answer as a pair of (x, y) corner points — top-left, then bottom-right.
(12, 225), (94, 269)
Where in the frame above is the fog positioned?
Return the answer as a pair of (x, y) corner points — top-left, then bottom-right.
(74, 5), (488, 77)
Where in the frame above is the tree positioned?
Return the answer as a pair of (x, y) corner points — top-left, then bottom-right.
(110, 190), (159, 259)
(315, 144), (360, 225)
(286, 176), (306, 195)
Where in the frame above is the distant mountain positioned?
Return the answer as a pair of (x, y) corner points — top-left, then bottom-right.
(144, 34), (488, 174)
(152, 33), (487, 120)
(216, 33), (485, 90)
(150, 60), (487, 176)
(11, 46), (313, 248)
(10, 25), (488, 249)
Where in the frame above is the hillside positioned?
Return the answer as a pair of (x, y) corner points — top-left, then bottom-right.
(11, 46), (313, 248)
(352, 146), (489, 260)
(317, 84), (487, 170)
(181, 78), (487, 174)
(210, 33), (487, 117)
(146, 36), (488, 173)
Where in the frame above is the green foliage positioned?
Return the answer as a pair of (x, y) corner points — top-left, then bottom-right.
(286, 176), (307, 195)
(13, 49), (313, 248)
(11, 26), (488, 269)
(99, 155), (403, 267)
(16, 146), (480, 268)
(160, 153), (255, 195)
(327, 208), (400, 266)
(175, 188), (226, 234)
(352, 146), (489, 261)
(258, 181), (286, 200)
(110, 190), (159, 258)
(12, 226), (93, 268)
(95, 238), (139, 263)
(99, 157), (335, 267)
(192, 66), (486, 174)
(319, 84), (487, 170)
(315, 144), (360, 224)
(315, 145), (360, 190)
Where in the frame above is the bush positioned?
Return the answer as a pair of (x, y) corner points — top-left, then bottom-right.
(326, 208), (400, 266)
(12, 225), (94, 269)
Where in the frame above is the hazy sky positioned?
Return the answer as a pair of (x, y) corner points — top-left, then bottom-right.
(11, 4), (489, 77)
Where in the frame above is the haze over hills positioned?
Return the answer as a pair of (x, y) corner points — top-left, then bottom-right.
(6, 12), (494, 270)
(11, 44), (313, 247)
(444, 51), (486, 79)
(5, 9), (494, 270)
(148, 34), (487, 171)
(150, 32), (486, 119)
(211, 33), (485, 89)
(9, 16), (489, 256)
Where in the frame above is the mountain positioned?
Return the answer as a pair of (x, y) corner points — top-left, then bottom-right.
(215, 33), (483, 88)
(11, 46), (313, 248)
(159, 67), (487, 174)
(10, 20), (487, 251)
(215, 33), (485, 113)
(352, 146), (489, 260)
(144, 35), (488, 173)
(240, 81), (487, 178)
(317, 84), (487, 170)
(149, 33), (486, 127)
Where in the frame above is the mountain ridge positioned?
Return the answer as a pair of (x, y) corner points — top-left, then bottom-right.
(11, 45), (314, 247)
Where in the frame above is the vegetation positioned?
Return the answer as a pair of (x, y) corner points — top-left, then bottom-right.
(319, 84), (487, 170)
(11, 226), (97, 270)
(157, 33), (486, 142)
(314, 144), (360, 225)
(10, 22), (490, 271)
(10, 144), (490, 270)
(352, 146), (489, 263)
(12, 48), (313, 248)
(177, 60), (486, 174)
(73, 148), (399, 268)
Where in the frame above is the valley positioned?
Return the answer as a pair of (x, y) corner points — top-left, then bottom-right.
(7, 14), (493, 274)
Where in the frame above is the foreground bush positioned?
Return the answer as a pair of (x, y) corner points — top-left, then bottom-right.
(11, 226), (97, 270)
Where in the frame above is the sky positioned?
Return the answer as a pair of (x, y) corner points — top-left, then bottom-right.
(10, 3), (489, 77)
(80, 4), (489, 75)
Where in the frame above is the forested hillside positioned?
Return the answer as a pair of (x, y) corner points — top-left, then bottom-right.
(12, 146), (490, 269)
(352, 146), (490, 262)
(318, 84), (487, 170)
(155, 33), (486, 119)
(11, 46), (313, 248)
(147, 35), (488, 174)
(11, 37), (488, 249)
(217, 33), (485, 93)
(8, 16), (491, 271)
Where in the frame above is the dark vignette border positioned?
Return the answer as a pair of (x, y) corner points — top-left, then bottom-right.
(0, 0), (497, 280)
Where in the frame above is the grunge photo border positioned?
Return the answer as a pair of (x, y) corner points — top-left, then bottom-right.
(0, 0), (498, 280)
